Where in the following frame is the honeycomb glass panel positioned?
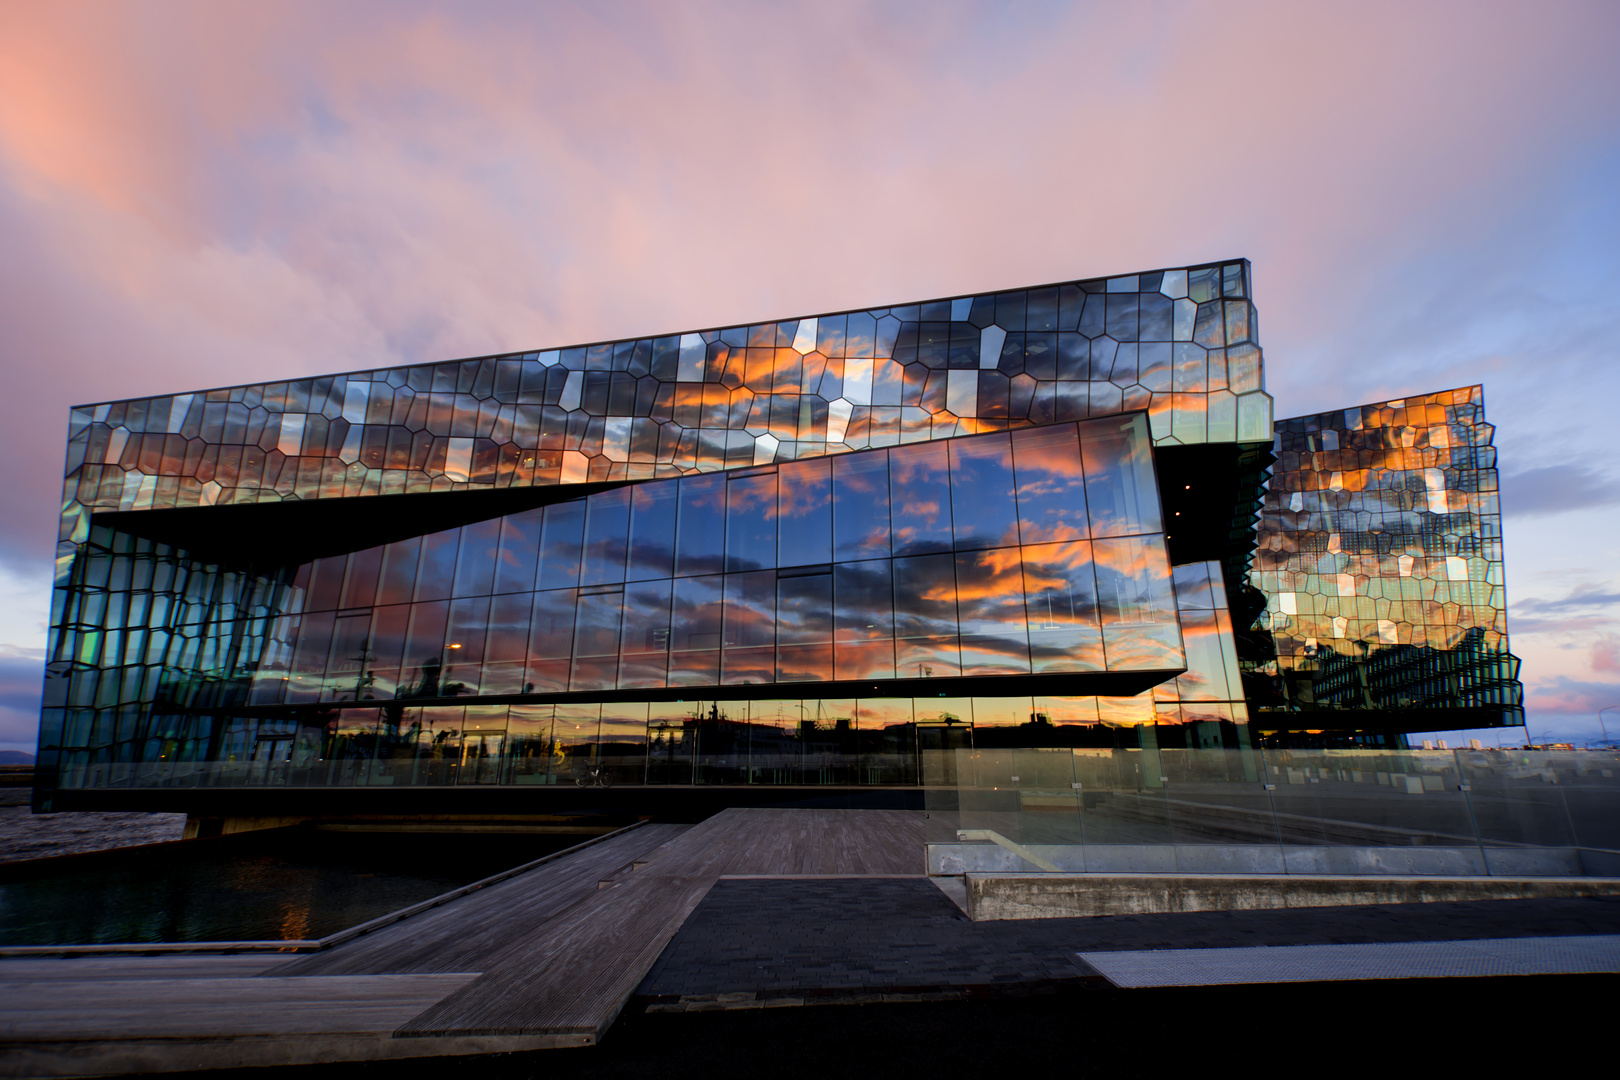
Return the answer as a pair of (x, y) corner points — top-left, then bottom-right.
(1252, 387), (1523, 730)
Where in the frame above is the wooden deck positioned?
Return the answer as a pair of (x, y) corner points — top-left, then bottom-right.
(0, 808), (924, 1075)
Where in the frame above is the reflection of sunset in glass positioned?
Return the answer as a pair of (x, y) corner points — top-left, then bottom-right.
(37, 241), (1519, 799)
(1252, 387), (1522, 726)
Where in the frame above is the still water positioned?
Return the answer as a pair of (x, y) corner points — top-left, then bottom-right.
(0, 827), (594, 946)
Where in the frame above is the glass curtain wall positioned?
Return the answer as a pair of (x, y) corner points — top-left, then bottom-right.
(43, 260), (1279, 793)
(1253, 386), (1524, 726)
(58, 693), (1259, 791)
(227, 414), (1180, 706)
(55, 261), (1271, 549)
(45, 417), (1196, 789)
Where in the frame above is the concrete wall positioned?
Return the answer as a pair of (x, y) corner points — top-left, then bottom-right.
(963, 872), (1620, 921)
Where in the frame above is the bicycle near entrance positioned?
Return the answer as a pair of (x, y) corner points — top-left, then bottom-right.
(575, 763), (613, 788)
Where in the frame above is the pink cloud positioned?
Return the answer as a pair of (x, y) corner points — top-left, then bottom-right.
(1593, 634), (1620, 676)
(1525, 674), (1620, 718)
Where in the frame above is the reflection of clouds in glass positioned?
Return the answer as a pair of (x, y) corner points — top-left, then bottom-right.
(833, 452), (890, 560)
(894, 554), (958, 644)
(776, 574), (832, 644)
(1012, 424), (1088, 543)
(889, 441), (952, 553)
(722, 571), (775, 649)
(949, 435), (1019, 552)
(670, 576), (723, 652)
(835, 639), (895, 680)
(897, 637), (961, 678)
(777, 459), (828, 521)
(1093, 536), (1176, 629)
(726, 472), (779, 517)
(1256, 386), (1520, 718)
(1174, 610), (1228, 699)
(776, 643), (832, 683)
(57, 411), (1192, 779)
(1021, 541), (1098, 624)
(1078, 413), (1161, 537)
(1102, 624), (1183, 671)
(1096, 695), (1156, 727)
(248, 475), (1174, 697)
(834, 560), (893, 641)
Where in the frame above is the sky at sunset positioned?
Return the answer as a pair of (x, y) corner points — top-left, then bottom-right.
(1, 0), (1618, 753)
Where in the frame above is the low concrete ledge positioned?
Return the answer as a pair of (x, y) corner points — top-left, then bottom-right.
(963, 873), (1620, 921)
(929, 842), (1620, 878)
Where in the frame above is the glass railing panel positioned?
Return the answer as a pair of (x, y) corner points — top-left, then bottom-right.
(950, 747), (1027, 846)
(1007, 747), (1085, 847)
(918, 749), (962, 844)
(1158, 749), (1281, 868)
(1067, 748), (1174, 854)
(1266, 749), (1477, 847)
(1455, 749), (1579, 850)
(1252, 748), (1330, 847)
(1551, 750), (1620, 852)
(926, 744), (1620, 879)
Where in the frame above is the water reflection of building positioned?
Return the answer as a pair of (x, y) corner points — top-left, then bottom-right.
(33, 260), (1524, 821)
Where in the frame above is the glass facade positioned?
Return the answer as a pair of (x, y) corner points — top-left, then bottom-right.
(1251, 386), (1523, 729)
(34, 260), (1525, 805)
(52, 261), (1271, 552)
(247, 414), (1178, 700)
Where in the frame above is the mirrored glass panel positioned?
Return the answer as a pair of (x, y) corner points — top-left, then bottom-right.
(949, 434), (1018, 551)
(955, 548), (1031, 676)
(494, 508), (543, 594)
(833, 452), (890, 560)
(627, 481), (678, 582)
(1079, 413), (1161, 537)
(619, 578), (672, 689)
(1022, 541), (1104, 673)
(538, 503), (585, 589)
(676, 474), (726, 577)
(778, 458), (832, 568)
(725, 472), (778, 573)
(1011, 424), (1088, 543)
(582, 488), (631, 586)
(888, 442), (953, 556)
(1094, 535), (1181, 670)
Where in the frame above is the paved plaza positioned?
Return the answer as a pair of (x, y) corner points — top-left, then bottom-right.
(638, 878), (1620, 1005)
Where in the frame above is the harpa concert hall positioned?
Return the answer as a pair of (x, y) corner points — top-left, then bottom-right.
(33, 260), (1525, 828)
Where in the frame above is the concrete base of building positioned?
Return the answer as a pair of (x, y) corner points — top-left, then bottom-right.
(959, 872), (1620, 921)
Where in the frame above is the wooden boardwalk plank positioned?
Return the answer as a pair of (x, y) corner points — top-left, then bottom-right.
(276, 824), (690, 977)
(630, 808), (923, 878)
(395, 874), (713, 1036)
(0, 974), (479, 1039)
(0, 955), (295, 983)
